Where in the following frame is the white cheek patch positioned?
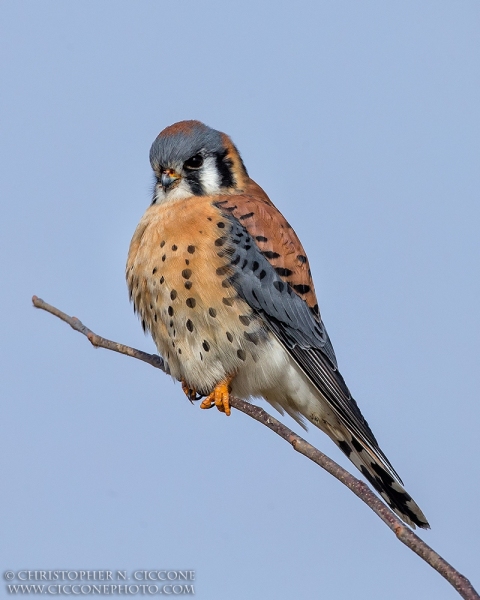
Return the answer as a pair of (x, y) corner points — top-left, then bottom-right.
(169, 179), (196, 200)
(153, 180), (194, 204)
(199, 155), (221, 194)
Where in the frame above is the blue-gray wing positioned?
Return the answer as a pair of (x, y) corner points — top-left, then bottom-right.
(220, 209), (399, 479)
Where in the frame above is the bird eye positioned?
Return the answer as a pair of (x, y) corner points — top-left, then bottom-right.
(183, 154), (204, 170)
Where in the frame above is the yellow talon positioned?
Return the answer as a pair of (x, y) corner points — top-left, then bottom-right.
(200, 376), (234, 416)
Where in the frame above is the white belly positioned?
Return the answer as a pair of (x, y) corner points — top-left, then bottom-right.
(232, 333), (337, 431)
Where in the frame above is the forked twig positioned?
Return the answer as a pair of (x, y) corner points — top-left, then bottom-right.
(32, 295), (479, 600)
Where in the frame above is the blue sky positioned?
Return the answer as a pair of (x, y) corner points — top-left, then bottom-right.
(1, 1), (479, 598)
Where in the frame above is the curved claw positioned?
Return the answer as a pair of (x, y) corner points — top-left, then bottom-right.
(181, 381), (204, 403)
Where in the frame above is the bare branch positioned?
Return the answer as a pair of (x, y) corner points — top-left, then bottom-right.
(32, 295), (479, 600)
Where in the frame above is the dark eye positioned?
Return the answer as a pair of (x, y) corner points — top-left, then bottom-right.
(184, 154), (204, 170)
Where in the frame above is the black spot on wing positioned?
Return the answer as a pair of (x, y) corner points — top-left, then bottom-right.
(275, 267), (293, 277)
(351, 437), (363, 453)
(262, 250), (281, 260)
(338, 440), (352, 457)
(216, 209), (333, 357)
(293, 284), (311, 295)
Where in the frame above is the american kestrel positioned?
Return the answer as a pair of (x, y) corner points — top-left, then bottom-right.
(127, 120), (429, 529)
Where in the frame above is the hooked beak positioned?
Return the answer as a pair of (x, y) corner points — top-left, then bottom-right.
(160, 169), (180, 191)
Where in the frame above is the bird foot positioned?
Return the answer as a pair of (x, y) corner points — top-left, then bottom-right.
(181, 381), (203, 403)
(200, 376), (234, 416)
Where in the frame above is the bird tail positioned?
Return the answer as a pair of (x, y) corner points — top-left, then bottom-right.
(326, 424), (430, 529)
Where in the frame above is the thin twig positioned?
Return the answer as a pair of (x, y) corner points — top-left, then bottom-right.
(32, 295), (479, 600)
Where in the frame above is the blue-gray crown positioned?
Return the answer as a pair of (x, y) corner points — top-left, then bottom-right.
(149, 120), (225, 169)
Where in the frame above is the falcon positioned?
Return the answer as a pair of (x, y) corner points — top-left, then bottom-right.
(126, 120), (429, 529)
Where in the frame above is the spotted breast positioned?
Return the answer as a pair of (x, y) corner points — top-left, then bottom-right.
(126, 195), (275, 396)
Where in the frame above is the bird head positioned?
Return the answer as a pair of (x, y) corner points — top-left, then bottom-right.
(149, 120), (249, 204)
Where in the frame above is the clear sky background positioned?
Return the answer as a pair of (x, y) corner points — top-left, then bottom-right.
(1, 2), (479, 598)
